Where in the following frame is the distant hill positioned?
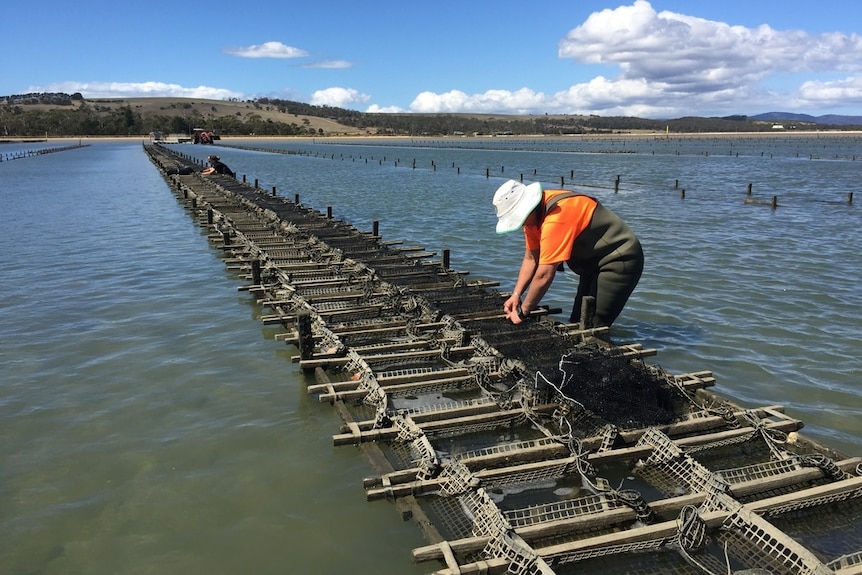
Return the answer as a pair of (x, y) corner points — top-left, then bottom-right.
(3, 93), (862, 137)
(750, 112), (862, 126)
(0, 94), (366, 137)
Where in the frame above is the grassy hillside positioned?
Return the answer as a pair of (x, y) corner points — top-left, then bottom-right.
(86, 97), (367, 135)
(1, 94), (366, 137)
(4, 94), (860, 138)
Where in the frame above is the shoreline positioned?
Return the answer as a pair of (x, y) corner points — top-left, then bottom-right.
(5, 129), (860, 145)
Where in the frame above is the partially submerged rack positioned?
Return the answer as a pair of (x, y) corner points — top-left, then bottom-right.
(146, 144), (862, 575)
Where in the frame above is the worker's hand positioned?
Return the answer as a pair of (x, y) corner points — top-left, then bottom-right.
(503, 294), (519, 316)
(504, 294), (526, 324)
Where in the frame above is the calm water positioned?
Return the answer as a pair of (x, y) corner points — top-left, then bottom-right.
(1, 135), (859, 574)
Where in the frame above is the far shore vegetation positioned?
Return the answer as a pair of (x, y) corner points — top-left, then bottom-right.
(2, 92), (861, 139)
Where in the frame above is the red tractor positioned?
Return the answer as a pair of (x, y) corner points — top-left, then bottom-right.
(192, 128), (220, 144)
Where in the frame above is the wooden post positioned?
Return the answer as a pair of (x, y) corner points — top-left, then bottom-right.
(681, 189), (686, 199)
(254, 178), (259, 189)
(251, 260), (262, 285)
(579, 296), (596, 331)
(674, 179), (679, 189)
(614, 175), (620, 192)
(485, 168), (489, 178)
(442, 249), (450, 269)
(747, 183), (753, 196)
(296, 310), (315, 365)
(771, 195), (778, 209)
(848, 192), (854, 205)
(207, 208), (214, 225)
(272, 186), (277, 196)
(373, 221), (379, 237)
(327, 206), (333, 219)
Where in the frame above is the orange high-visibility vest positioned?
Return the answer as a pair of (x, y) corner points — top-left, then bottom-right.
(524, 190), (597, 266)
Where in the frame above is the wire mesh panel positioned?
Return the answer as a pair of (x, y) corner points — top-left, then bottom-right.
(700, 491), (834, 575)
(770, 497), (862, 566)
(505, 493), (623, 528)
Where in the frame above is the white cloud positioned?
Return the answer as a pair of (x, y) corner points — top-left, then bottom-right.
(408, 88), (547, 115)
(366, 104), (405, 113)
(403, 80), (684, 117)
(557, 1), (862, 101)
(410, 90), (469, 113)
(224, 41), (309, 59)
(400, 0), (862, 116)
(27, 81), (244, 100)
(309, 87), (369, 108)
(795, 76), (862, 107)
(304, 60), (352, 69)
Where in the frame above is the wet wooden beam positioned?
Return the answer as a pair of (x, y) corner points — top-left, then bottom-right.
(333, 403), (560, 447)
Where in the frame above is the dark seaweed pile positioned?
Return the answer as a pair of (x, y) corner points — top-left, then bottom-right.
(538, 345), (681, 429)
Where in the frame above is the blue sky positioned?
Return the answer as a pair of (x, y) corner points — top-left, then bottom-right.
(4, 0), (862, 118)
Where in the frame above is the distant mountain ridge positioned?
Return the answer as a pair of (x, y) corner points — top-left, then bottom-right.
(750, 112), (862, 126)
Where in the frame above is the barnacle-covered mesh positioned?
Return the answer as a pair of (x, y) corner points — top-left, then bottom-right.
(533, 346), (686, 431)
(418, 286), (503, 316)
(315, 327), (347, 358)
(466, 318), (579, 367)
(375, 267), (446, 285)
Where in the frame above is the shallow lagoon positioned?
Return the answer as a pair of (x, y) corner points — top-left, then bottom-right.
(1, 134), (859, 574)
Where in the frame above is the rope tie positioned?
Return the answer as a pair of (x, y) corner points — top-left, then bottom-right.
(614, 488), (655, 524)
(709, 405), (739, 429)
(742, 410), (789, 459)
(798, 453), (847, 481)
(677, 505), (708, 551)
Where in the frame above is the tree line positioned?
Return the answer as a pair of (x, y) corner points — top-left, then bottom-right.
(2, 93), (857, 138)
(1, 100), (318, 138)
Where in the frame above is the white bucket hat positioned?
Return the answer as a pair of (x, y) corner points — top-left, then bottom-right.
(493, 180), (543, 234)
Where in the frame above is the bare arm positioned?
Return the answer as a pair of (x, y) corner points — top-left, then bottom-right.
(504, 249), (557, 323)
(521, 263), (556, 314)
